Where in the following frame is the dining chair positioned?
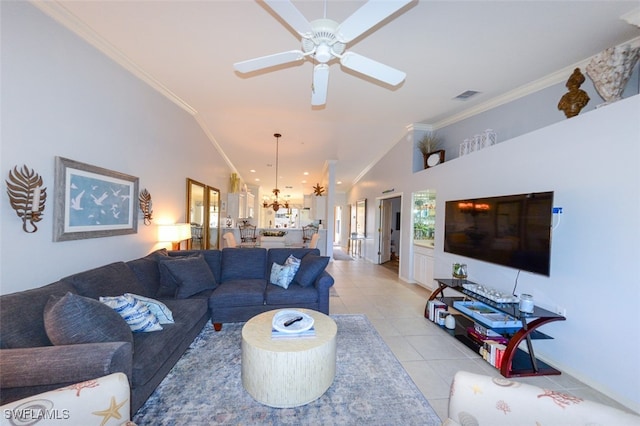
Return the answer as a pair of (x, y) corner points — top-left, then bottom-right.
(223, 232), (237, 248)
(302, 224), (318, 244)
(308, 233), (319, 249)
(190, 223), (204, 249)
(239, 223), (257, 244)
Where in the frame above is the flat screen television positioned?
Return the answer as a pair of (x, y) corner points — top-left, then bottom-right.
(444, 191), (554, 276)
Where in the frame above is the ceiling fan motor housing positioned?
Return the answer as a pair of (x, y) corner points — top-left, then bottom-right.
(302, 18), (346, 63)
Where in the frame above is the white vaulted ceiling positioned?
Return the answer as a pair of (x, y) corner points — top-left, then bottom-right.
(33, 0), (640, 203)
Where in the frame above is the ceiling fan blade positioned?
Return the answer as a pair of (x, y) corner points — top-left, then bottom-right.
(311, 64), (329, 106)
(340, 51), (406, 86)
(234, 50), (305, 73)
(336, 0), (412, 43)
(263, 0), (313, 36)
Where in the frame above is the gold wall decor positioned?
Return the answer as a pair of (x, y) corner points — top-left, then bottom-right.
(6, 165), (47, 233)
(558, 68), (590, 118)
(313, 183), (325, 196)
(139, 188), (153, 225)
(229, 173), (240, 193)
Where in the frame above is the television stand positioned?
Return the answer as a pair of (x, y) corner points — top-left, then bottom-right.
(425, 278), (566, 378)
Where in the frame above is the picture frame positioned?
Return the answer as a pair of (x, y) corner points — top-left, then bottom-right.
(54, 157), (139, 241)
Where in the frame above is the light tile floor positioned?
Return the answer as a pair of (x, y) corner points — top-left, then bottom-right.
(326, 256), (635, 421)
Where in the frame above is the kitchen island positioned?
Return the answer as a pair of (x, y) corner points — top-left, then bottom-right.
(222, 227), (327, 255)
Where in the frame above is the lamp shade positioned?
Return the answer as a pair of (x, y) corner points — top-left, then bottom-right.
(158, 223), (192, 243)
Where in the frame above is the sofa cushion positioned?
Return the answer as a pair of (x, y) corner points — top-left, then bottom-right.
(126, 250), (168, 298)
(130, 298), (208, 387)
(293, 254), (330, 287)
(100, 294), (163, 332)
(169, 250), (222, 284)
(157, 255), (217, 299)
(62, 261), (147, 299)
(0, 281), (77, 349)
(126, 293), (174, 324)
(44, 292), (133, 346)
(220, 248), (267, 282)
(208, 279), (267, 307)
(264, 283), (319, 305)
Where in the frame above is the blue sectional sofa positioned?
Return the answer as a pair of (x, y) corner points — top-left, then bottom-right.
(0, 247), (333, 414)
(206, 247), (334, 329)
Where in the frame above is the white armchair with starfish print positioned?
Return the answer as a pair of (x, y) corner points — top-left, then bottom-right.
(443, 370), (640, 426)
(0, 373), (135, 426)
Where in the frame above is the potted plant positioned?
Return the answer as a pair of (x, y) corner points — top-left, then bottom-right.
(417, 133), (445, 169)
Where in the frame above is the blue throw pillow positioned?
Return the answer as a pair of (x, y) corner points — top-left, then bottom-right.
(293, 254), (330, 287)
(158, 255), (217, 299)
(44, 292), (133, 346)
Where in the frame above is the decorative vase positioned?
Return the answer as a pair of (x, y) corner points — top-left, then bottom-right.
(586, 44), (640, 107)
(459, 139), (470, 157)
(445, 314), (456, 330)
(479, 129), (497, 149)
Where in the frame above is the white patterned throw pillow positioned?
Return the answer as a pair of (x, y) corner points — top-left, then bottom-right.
(125, 293), (175, 324)
(100, 294), (162, 332)
(285, 255), (301, 274)
(270, 263), (296, 289)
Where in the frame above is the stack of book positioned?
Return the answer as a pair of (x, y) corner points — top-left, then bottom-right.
(479, 340), (507, 369)
(467, 322), (508, 369)
(271, 327), (316, 339)
(426, 300), (448, 326)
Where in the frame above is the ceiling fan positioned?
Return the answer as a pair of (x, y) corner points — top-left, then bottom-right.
(233, 0), (412, 106)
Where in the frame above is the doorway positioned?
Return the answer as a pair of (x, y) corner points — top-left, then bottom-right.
(377, 196), (401, 271)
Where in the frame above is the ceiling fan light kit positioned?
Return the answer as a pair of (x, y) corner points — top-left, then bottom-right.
(233, 0), (411, 106)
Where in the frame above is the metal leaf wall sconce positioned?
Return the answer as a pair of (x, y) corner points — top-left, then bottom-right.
(139, 188), (153, 225)
(6, 165), (47, 233)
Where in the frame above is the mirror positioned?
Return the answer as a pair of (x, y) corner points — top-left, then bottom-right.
(356, 199), (367, 237)
(186, 178), (220, 249)
(207, 186), (220, 249)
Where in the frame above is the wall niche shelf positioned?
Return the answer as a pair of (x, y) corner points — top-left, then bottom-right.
(426, 278), (566, 378)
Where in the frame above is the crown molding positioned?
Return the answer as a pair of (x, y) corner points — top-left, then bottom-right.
(621, 8), (640, 28)
(430, 35), (640, 130)
(430, 62), (590, 129)
(30, 0), (197, 116)
(193, 115), (239, 176)
(406, 123), (433, 133)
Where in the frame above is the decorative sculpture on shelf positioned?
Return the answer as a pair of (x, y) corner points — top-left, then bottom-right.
(138, 188), (153, 225)
(6, 165), (47, 233)
(586, 44), (640, 107)
(313, 183), (325, 196)
(557, 68), (590, 118)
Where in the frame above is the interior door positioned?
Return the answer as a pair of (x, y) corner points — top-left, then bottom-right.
(378, 199), (393, 263)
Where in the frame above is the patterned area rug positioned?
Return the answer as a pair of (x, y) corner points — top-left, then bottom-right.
(134, 315), (441, 425)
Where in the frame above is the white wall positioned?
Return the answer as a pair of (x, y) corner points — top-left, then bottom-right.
(349, 95), (640, 411)
(1, 2), (232, 294)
